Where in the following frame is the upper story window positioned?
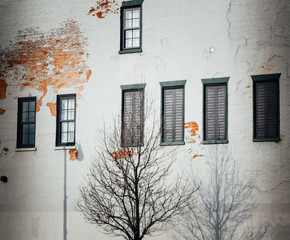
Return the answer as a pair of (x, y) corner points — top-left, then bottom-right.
(160, 80), (186, 146)
(17, 97), (36, 148)
(121, 83), (145, 146)
(119, 0), (144, 54)
(202, 77), (229, 144)
(252, 74), (280, 142)
(56, 94), (76, 146)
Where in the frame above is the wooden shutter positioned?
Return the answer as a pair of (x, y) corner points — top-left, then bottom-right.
(163, 87), (184, 142)
(204, 84), (227, 141)
(254, 80), (279, 139)
(122, 89), (143, 146)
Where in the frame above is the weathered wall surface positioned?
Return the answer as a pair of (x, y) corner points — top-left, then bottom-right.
(0, 0), (289, 239)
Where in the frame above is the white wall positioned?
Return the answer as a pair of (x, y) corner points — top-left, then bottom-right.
(0, 0), (290, 239)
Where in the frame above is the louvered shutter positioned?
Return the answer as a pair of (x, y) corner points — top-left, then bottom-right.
(254, 80), (279, 139)
(204, 84), (227, 141)
(122, 89), (143, 146)
(163, 87), (184, 142)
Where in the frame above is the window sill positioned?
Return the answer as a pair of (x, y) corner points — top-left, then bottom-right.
(202, 140), (229, 145)
(253, 138), (280, 142)
(54, 146), (76, 150)
(16, 147), (37, 152)
(160, 141), (185, 146)
(119, 48), (142, 54)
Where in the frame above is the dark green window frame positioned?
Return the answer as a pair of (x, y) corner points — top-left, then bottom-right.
(121, 83), (146, 147)
(119, 0), (144, 54)
(17, 97), (37, 148)
(160, 80), (186, 146)
(202, 77), (229, 144)
(251, 74), (280, 142)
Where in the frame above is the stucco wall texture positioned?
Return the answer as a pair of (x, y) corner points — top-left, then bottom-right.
(0, 0), (289, 239)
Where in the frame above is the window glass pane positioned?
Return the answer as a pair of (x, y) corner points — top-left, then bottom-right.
(126, 30), (133, 38)
(67, 110), (74, 120)
(29, 112), (35, 122)
(133, 30), (140, 38)
(68, 132), (74, 143)
(126, 39), (133, 48)
(125, 10), (132, 19)
(125, 19), (132, 28)
(133, 9), (139, 18)
(62, 99), (68, 110)
(23, 102), (28, 111)
(22, 112), (29, 122)
(23, 124), (29, 133)
(29, 133), (35, 144)
(29, 124), (35, 134)
(61, 122), (68, 132)
(132, 19), (139, 28)
(68, 122), (74, 131)
(22, 134), (28, 144)
(133, 38), (140, 47)
(61, 132), (68, 143)
(68, 99), (75, 109)
(29, 101), (35, 111)
(61, 110), (68, 120)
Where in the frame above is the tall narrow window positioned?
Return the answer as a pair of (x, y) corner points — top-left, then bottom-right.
(202, 77), (229, 144)
(120, 0), (143, 54)
(121, 84), (145, 146)
(56, 94), (76, 146)
(252, 74), (280, 141)
(17, 97), (36, 148)
(160, 81), (186, 145)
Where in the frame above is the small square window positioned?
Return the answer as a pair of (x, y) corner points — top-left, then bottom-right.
(17, 97), (36, 148)
(56, 94), (76, 146)
(119, 0), (143, 54)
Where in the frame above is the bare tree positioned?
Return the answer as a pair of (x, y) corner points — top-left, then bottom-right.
(174, 147), (269, 240)
(75, 93), (195, 240)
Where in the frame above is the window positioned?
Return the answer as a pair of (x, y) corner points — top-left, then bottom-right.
(121, 84), (145, 146)
(56, 94), (76, 146)
(119, 0), (143, 54)
(160, 80), (186, 145)
(17, 97), (36, 148)
(202, 77), (229, 144)
(252, 74), (280, 142)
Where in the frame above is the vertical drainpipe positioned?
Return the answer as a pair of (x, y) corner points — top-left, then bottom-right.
(64, 150), (67, 240)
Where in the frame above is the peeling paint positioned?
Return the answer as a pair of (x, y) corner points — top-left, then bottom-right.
(0, 79), (8, 100)
(111, 149), (137, 160)
(0, 108), (5, 115)
(0, 20), (91, 112)
(69, 149), (78, 161)
(46, 102), (56, 117)
(88, 0), (119, 18)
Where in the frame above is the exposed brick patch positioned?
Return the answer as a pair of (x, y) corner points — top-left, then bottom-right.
(193, 154), (204, 159)
(46, 102), (56, 117)
(88, 0), (119, 18)
(69, 149), (78, 161)
(0, 108), (6, 115)
(0, 79), (8, 100)
(184, 121), (200, 144)
(111, 149), (137, 160)
(0, 20), (91, 112)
